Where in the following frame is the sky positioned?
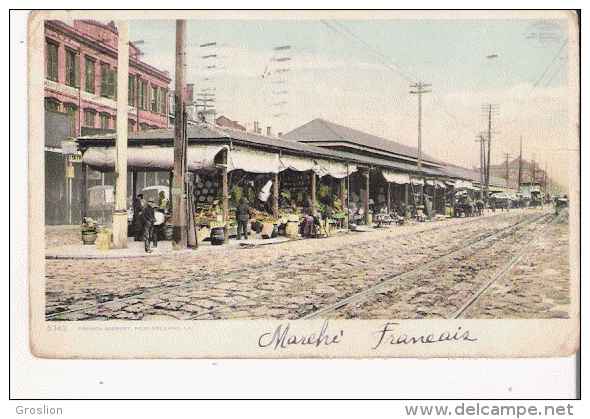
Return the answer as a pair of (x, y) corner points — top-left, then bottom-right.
(57, 10), (579, 189)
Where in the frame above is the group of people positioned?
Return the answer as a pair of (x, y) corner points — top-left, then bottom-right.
(132, 193), (160, 253)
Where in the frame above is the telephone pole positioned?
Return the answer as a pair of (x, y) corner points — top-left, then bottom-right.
(196, 92), (216, 123)
(476, 133), (486, 199)
(410, 81), (431, 203)
(503, 153), (511, 188)
(518, 135), (523, 193)
(172, 20), (188, 249)
(482, 104), (499, 199)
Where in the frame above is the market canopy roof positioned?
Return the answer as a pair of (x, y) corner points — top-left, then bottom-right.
(382, 171), (411, 184)
(281, 118), (444, 167)
(82, 145), (227, 172)
(76, 123), (505, 186)
(82, 143), (358, 179)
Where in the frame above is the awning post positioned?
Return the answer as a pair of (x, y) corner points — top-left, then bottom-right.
(273, 172), (279, 219)
(364, 168), (370, 225)
(310, 171), (316, 213)
(222, 149), (229, 243)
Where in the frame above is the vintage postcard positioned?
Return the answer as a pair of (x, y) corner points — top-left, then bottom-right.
(28, 9), (580, 360)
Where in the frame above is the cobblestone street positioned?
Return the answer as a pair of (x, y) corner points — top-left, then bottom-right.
(44, 208), (572, 321)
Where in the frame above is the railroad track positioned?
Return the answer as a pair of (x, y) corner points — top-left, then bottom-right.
(194, 211), (552, 320)
(302, 210), (557, 320)
(450, 208), (568, 319)
(45, 210), (552, 321)
(46, 212), (495, 320)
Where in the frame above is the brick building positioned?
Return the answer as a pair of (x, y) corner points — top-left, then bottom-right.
(44, 20), (172, 225)
(486, 157), (547, 193)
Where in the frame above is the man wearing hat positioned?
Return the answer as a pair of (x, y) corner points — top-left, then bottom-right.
(141, 198), (157, 253)
(132, 193), (146, 241)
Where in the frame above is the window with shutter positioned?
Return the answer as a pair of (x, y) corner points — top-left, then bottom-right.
(66, 49), (79, 88)
(128, 75), (135, 106)
(100, 64), (109, 97)
(46, 41), (58, 81)
(85, 58), (95, 93)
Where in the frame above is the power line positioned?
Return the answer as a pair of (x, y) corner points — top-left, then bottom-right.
(324, 19), (476, 136)
(496, 38), (568, 130)
(544, 55), (568, 87)
(531, 39), (568, 91)
(320, 19), (413, 83)
(331, 20), (414, 82)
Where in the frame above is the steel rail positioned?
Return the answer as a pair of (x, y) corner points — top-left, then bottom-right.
(45, 210), (548, 321)
(182, 213), (534, 319)
(450, 209), (567, 319)
(302, 211), (552, 320)
(46, 211), (514, 320)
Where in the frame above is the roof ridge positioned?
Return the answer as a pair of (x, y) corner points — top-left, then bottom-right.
(316, 118), (345, 141)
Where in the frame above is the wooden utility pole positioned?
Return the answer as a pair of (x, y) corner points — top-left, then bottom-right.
(476, 134), (486, 200)
(410, 82), (431, 203)
(518, 135), (523, 193)
(172, 20), (188, 249)
(504, 153), (511, 188)
(364, 168), (370, 225)
(482, 104), (499, 199)
(112, 20), (129, 249)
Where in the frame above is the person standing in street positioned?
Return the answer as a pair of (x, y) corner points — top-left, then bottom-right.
(142, 198), (156, 252)
(236, 198), (250, 240)
(132, 193), (146, 241)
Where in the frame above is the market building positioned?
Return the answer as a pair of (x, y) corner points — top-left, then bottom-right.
(282, 118), (454, 219)
(75, 116), (517, 243)
(44, 20), (171, 225)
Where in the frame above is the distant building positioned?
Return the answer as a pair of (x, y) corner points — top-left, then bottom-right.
(44, 20), (172, 225)
(215, 116), (246, 131)
(485, 157), (547, 194)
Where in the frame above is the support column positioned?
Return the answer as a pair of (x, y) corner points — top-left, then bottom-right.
(404, 183), (409, 219)
(273, 172), (279, 218)
(340, 177), (347, 228)
(168, 171), (173, 202)
(364, 169), (370, 225)
(432, 184), (437, 215)
(310, 172), (316, 212)
(222, 150), (229, 243)
(82, 163), (87, 219)
(132, 171), (137, 201)
(386, 182), (391, 213)
(112, 20), (129, 249)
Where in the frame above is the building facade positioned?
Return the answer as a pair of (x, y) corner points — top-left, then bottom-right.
(486, 158), (547, 194)
(45, 20), (171, 136)
(44, 20), (172, 225)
